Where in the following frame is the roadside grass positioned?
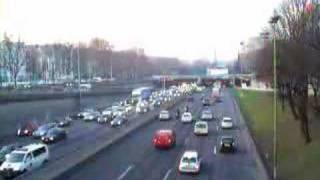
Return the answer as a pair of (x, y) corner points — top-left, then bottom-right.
(233, 89), (320, 180)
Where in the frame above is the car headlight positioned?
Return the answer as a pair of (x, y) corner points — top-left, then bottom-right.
(117, 121), (121, 125)
(50, 137), (54, 140)
(24, 129), (29, 134)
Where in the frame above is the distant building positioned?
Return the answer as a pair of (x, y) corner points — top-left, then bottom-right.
(206, 67), (229, 77)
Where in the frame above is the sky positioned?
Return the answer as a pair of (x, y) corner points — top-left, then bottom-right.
(0, 0), (282, 61)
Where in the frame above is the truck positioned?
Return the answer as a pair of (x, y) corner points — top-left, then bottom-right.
(131, 87), (153, 104)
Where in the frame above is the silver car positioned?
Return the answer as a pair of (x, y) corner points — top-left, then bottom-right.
(32, 123), (57, 138)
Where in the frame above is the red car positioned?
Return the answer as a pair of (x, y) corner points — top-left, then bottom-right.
(17, 121), (38, 136)
(153, 129), (176, 149)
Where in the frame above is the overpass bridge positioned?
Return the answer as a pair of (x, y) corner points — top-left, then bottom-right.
(151, 74), (254, 87)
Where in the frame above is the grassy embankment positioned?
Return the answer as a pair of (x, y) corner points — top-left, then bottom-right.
(233, 89), (320, 180)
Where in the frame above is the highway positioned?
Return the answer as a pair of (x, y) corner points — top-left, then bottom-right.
(59, 89), (268, 180)
(0, 94), (128, 146)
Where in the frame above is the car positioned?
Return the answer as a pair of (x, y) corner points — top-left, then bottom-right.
(219, 136), (236, 153)
(202, 98), (210, 106)
(0, 144), (49, 178)
(153, 129), (176, 149)
(113, 107), (127, 117)
(0, 145), (21, 165)
(124, 104), (134, 113)
(32, 123), (57, 139)
(181, 112), (193, 123)
(41, 128), (67, 144)
(77, 109), (99, 120)
(110, 116), (127, 127)
(101, 107), (114, 119)
(194, 121), (208, 135)
(136, 101), (149, 113)
(97, 114), (112, 124)
(83, 111), (100, 122)
(178, 150), (201, 174)
(56, 116), (72, 127)
(200, 109), (213, 120)
(153, 99), (162, 107)
(17, 121), (38, 137)
(159, 110), (170, 120)
(221, 117), (233, 129)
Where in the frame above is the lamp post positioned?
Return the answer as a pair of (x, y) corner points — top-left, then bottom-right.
(77, 42), (81, 110)
(269, 14), (280, 180)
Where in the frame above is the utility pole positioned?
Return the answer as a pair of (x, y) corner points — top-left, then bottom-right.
(110, 56), (113, 80)
(269, 14), (280, 180)
(77, 42), (81, 109)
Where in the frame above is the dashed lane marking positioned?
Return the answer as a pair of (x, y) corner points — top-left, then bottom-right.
(117, 165), (134, 180)
(163, 169), (172, 180)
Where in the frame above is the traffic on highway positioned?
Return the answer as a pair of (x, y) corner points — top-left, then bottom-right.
(4, 0), (317, 179)
(1, 83), (236, 179)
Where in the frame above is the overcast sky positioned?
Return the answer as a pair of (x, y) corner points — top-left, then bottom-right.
(0, 0), (281, 61)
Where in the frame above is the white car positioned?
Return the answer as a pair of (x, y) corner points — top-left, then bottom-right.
(159, 110), (170, 120)
(200, 110), (213, 120)
(136, 102), (149, 113)
(178, 151), (201, 174)
(83, 111), (100, 121)
(0, 144), (49, 178)
(194, 121), (208, 135)
(102, 107), (113, 117)
(181, 112), (192, 123)
(221, 117), (233, 129)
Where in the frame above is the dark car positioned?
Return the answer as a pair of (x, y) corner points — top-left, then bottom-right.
(32, 123), (57, 139)
(0, 144), (21, 165)
(110, 116), (127, 127)
(202, 98), (210, 106)
(219, 136), (236, 153)
(16, 121), (38, 136)
(56, 116), (72, 127)
(41, 128), (67, 144)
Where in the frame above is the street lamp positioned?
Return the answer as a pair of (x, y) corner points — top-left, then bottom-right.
(269, 14), (280, 180)
(77, 42), (82, 110)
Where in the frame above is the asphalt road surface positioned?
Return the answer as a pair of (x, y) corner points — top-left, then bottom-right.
(0, 93), (129, 146)
(60, 89), (268, 180)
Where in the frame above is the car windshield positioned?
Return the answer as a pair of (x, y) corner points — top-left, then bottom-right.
(182, 157), (197, 164)
(7, 153), (25, 163)
(196, 124), (206, 128)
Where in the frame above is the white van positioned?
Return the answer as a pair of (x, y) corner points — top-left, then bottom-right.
(0, 144), (49, 178)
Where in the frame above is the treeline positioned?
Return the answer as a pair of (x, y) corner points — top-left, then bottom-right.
(242, 0), (320, 143)
(0, 36), (186, 87)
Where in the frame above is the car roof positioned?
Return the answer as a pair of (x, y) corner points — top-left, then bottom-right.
(182, 151), (198, 158)
(160, 110), (169, 113)
(223, 117), (232, 120)
(14, 143), (46, 153)
(183, 112), (192, 115)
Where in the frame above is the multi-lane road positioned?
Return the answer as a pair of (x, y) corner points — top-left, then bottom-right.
(59, 89), (269, 180)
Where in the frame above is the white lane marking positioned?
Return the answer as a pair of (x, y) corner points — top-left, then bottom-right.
(214, 146), (217, 154)
(163, 169), (172, 180)
(216, 125), (219, 131)
(117, 165), (134, 180)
